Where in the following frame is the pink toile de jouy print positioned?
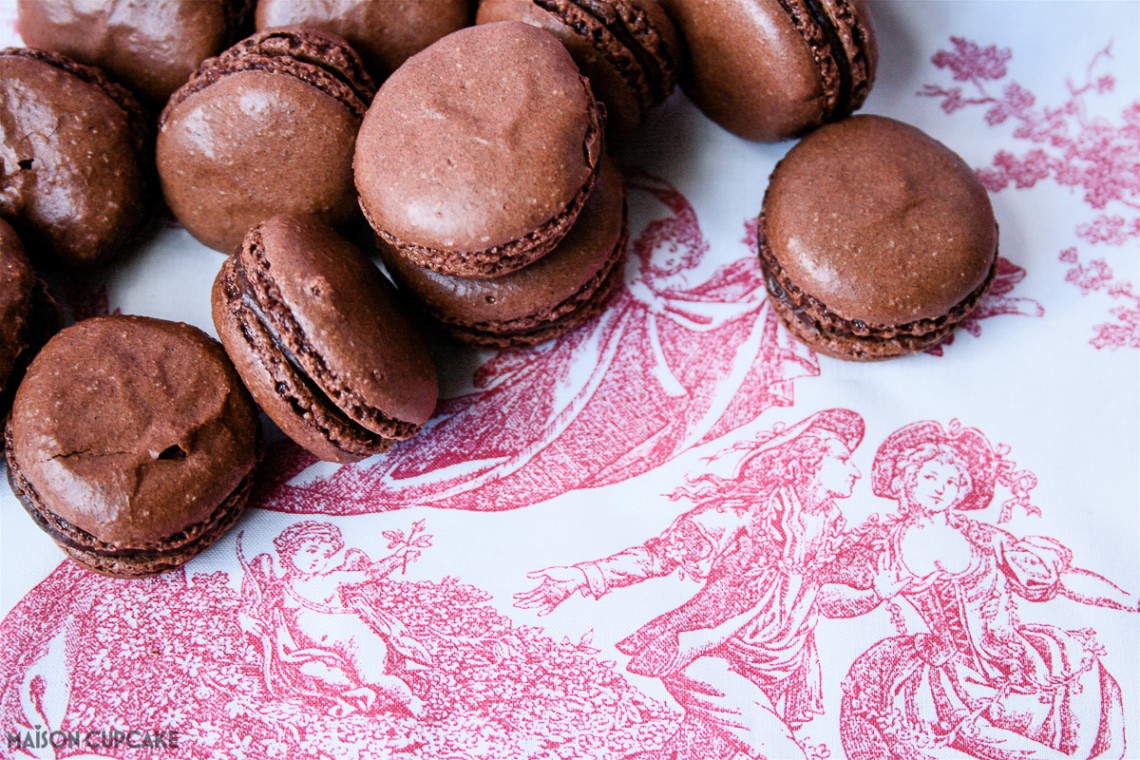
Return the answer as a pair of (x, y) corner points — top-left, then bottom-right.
(256, 171), (819, 515)
(921, 36), (1140, 350)
(1, 4), (1137, 759)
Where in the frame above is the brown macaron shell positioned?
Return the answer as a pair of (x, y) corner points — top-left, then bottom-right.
(256, 0), (471, 81)
(213, 215), (439, 464)
(157, 28), (375, 254)
(659, 0), (877, 142)
(5, 315), (261, 576)
(759, 115), (999, 360)
(354, 21), (604, 279)
(17, 0), (254, 106)
(0, 47), (153, 267)
(382, 158), (628, 348)
(0, 218), (62, 411)
(476, 0), (680, 135)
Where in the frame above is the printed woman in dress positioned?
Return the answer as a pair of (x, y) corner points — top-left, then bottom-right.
(517, 408), (869, 760)
(839, 420), (1136, 760)
(239, 521), (432, 718)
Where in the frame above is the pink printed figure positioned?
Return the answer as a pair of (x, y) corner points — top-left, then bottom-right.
(839, 420), (1137, 759)
(257, 169), (817, 515)
(921, 37), (1139, 349)
(516, 409), (868, 760)
(238, 522), (431, 718)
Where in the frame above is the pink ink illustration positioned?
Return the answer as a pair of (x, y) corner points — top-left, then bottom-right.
(0, 519), (681, 758)
(258, 169), (818, 514)
(516, 409), (869, 760)
(838, 420), (1137, 759)
(237, 522), (431, 718)
(920, 37), (1140, 349)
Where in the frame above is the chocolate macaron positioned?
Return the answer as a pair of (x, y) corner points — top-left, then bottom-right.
(213, 215), (439, 464)
(354, 21), (604, 279)
(659, 0), (877, 142)
(475, 0), (680, 135)
(17, 0), (254, 106)
(758, 115), (999, 360)
(5, 316), (261, 577)
(0, 47), (153, 267)
(382, 157), (628, 348)
(0, 218), (61, 413)
(158, 28), (375, 254)
(256, 0), (471, 81)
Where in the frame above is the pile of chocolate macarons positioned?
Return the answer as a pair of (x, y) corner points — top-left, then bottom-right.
(1, 0), (999, 576)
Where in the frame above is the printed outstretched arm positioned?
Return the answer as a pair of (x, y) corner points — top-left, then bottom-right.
(514, 546), (670, 615)
(1060, 566), (1140, 612)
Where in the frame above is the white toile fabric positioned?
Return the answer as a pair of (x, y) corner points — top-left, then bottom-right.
(1, 2), (1137, 758)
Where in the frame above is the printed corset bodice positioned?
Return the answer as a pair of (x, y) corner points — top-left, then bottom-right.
(890, 518), (1075, 692)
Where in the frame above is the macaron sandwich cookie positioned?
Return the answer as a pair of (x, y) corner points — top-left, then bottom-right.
(758, 115), (999, 360)
(213, 215), (439, 464)
(0, 218), (61, 412)
(0, 47), (153, 267)
(382, 158), (629, 348)
(158, 28), (376, 254)
(18, 0), (254, 106)
(5, 316), (261, 577)
(354, 21), (604, 279)
(255, 0), (471, 81)
(660, 0), (877, 142)
(475, 0), (680, 135)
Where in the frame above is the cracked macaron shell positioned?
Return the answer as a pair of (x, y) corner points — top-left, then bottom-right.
(760, 115), (997, 351)
(381, 157), (627, 344)
(659, 0), (877, 142)
(17, 0), (254, 105)
(213, 215), (438, 463)
(354, 21), (604, 278)
(6, 315), (261, 549)
(256, 0), (471, 80)
(0, 47), (153, 267)
(157, 28), (376, 254)
(476, 0), (680, 135)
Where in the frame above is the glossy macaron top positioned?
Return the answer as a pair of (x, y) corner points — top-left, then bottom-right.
(256, 0), (471, 80)
(17, 0), (253, 105)
(660, 0), (877, 142)
(0, 47), (152, 267)
(7, 315), (261, 548)
(383, 158), (626, 326)
(354, 21), (604, 278)
(157, 28), (376, 254)
(762, 115), (997, 326)
(476, 0), (680, 135)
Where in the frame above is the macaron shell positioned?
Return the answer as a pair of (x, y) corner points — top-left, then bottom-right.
(255, 0), (471, 79)
(0, 49), (152, 266)
(476, 0), (680, 134)
(158, 70), (362, 253)
(354, 21), (603, 259)
(17, 0), (251, 104)
(382, 158), (627, 325)
(7, 316), (260, 548)
(763, 115), (997, 326)
(248, 215), (438, 427)
(0, 218), (35, 383)
(659, 0), (874, 141)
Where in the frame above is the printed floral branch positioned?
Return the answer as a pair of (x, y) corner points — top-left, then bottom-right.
(382, 519), (433, 575)
(920, 37), (1140, 349)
